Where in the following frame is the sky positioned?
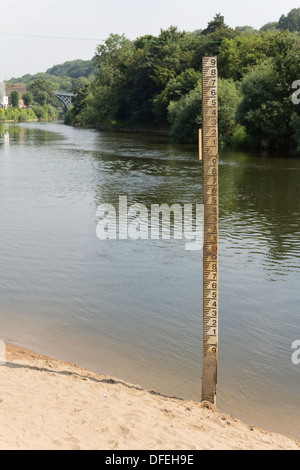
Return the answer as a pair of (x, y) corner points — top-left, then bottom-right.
(1, 0), (299, 80)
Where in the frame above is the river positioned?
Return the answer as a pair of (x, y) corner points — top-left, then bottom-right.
(0, 121), (300, 440)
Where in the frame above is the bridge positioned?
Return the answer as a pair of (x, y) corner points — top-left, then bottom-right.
(55, 92), (74, 110)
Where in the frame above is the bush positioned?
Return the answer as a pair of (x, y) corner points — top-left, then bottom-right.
(0, 105), (58, 122)
(45, 104), (59, 120)
(18, 109), (28, 122)
(64, 107), (74, 125)
(32, 106), (47, 119)
(168, 79), (241, 144)
(168, 85), (202, 143)
(32, 105), (58, 120)
(231, 125), (248, 147)
(236, 59), (294, 148)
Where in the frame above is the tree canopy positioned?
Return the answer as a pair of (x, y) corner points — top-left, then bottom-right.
(10, 90), (19, 108)
(59, 9), (300, 153)
(278, 8), (300, 32)
(27, 79), (55, 105)
(6, 58), (95, 95)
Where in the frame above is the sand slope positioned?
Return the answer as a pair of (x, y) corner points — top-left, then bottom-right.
(0, 342), (299, 450)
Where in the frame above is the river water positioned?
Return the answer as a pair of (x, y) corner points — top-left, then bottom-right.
(0, 121), (300, 440)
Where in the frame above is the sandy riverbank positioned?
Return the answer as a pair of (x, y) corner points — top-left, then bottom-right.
(0, 341), (299, 450)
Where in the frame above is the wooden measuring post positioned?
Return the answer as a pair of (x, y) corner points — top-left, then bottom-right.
(201, 56), (219, 404)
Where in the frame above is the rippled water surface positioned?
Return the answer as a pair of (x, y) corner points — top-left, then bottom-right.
(0, 121), (300, 439)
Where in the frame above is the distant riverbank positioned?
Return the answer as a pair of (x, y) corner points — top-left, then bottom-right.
(95, 123), (170, 136)
(68, 120), (171, 137)
(0, 118), (38, 123)
(0, 105), (58, 123)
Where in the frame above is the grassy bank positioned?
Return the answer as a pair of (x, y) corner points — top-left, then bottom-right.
(0, 105), (59, 123)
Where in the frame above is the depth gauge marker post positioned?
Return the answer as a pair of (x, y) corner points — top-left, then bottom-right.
(201, 56), (219, 404)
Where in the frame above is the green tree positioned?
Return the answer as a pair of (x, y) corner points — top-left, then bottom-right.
(236, 26), (258, 35)
(22, 91), (33, 107)
(201, 13), (227, 35)
(10, 90), (20, 107)
(217, 79), (242, 143)
(191, 18), (238, 64)
(92, 34), (137, 124)
(126, 28), (193, 124)
(37, 91), (47, 106)
(46, 59), (95, 78)
(236, 59), (288, 147)
(153, 68), (201, 121)
(259, 22), (278, 32)
(32, 104), (58, 120)
(65, 85), (97, 126)
(218, 31), (278, 80)
(278, 8), (300, 32)
(27, 79), (55, 105)
(168, 85), (202, 143)
(168, 78), (241, 144)
(271, 32), (300, 93)
(69, 85), (89, 116)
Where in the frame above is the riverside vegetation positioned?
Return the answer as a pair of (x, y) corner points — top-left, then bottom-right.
(3, 10), (300, 152)
(62, 10), (300, 154)
(0, 106), (58, 123)
(1, 59), (95, 123)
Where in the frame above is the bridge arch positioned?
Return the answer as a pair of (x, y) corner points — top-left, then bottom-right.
(55, 92), (74, 110)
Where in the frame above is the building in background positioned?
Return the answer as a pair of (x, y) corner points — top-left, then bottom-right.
(0, 81), (8, 108)
(0, 95), (8, 108)
(6, 83), (27, 107)
(6, 83), (26, 97)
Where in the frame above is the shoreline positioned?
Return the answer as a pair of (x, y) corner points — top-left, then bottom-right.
(94, 124), (170, 136)
(0, 119), (38, 123)
(0, 340), (299, 450)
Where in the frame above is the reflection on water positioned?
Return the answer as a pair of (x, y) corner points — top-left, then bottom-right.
(0, 122), (300, 439)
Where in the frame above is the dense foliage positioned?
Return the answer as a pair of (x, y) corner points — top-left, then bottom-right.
(3, 11), (300, 151)
(10, 90), (20, 108)
(0, 105), (58, 122)
(4, 58), (95, 118)
(63, 10), (300, 152)
(6, 59), (95, 95)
